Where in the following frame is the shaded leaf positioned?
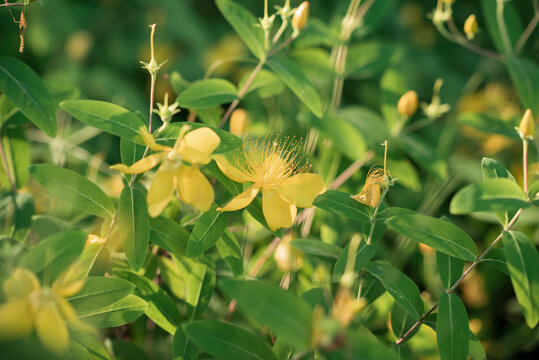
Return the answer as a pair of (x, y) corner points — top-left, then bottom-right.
(314, 190), (372, 223)
(119, 186), (149, 271)
(187, 205), (228, 258)
(436, 293), (469, 360)
(177, 78), (237, 109)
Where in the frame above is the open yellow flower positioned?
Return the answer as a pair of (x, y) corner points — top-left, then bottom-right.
(0, 268), (86, 354)
(110, 126), (220, 216)
(215, 136), (327, 231)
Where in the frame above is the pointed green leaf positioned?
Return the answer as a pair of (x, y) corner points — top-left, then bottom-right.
(173, 327), (199, 360)
(314, 190), (372, 223)
(77, 294), (147, 328)
(183, 320), (277, 360)
(28, 164), (115, 219)
(216, 0), (265, 59)
(506, 58), (539, 115)
(150, 216), (189, 257)
(177, 78), (237, 109)
(119, 186), (149, 271)
(187, 205), (228, 258)
(333, 241), (375, 282)
(0, 57), (56, 137)
(502, 231), (539, 328)
(266, 57), (323, 118)
(220, 279), (312, 349)
(386, 213), (478, 261)
(450, 178), (528, 215)
(365, 261), (424, 320)
(290, 238), (342, 259)
(67, 276), (135, 313)
(436, 293), (469, 360)
(436, 251), (465, 290)
(216, 229), (244, 277)
(60, 100), (145, 144)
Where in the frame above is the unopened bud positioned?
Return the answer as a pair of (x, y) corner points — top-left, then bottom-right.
(331, 288), (366, 328)
(292, 2), (309, 31)
(274, 236), (303, 272)
(518, 109), (535, 139)
(397, 90), (419, 117)
(464, 14), (478, 40)
(229, 109), (249, 136)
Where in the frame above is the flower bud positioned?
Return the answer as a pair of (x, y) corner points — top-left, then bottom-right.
(292, 2), (309, 31)
(464, 14), (478, 40)
(274, 236), (303, 272)
(331, 288), (366, 328)
(397, 90), (419, 117)
(518, 109), (535, 139)
(229, 108), (249, 136)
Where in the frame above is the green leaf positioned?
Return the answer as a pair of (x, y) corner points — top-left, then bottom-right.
(330, 326), (399, 360)
(398, 133), (448, 179)
(309, 113), (367, 160)
(0, 193), (34, 234)
(183, 320), (277, 360)
(220, 279), (312, 349)
(173, 327), (199, 360)
(436, 293), (469, 360)
(28, 164), (116, 219)
(502, 231), (539, 328)
(480, 248), (508, 275)
(0, 57), (56, 137)
(120, 137), (145, 167)
(436, 251), (465, 290)
(390, 301), (418, 339)
(0, 127), (30, 190)
(150, 216), (189, 257)
(216, 229), (244, 277)
(468, 332), (486, 360)
(386, 213), (478, 261)
(266, 57), (323, 118)
(67, 276), (135, 313)
(365, 261), (424, 320)
(239, 69), (285, 98)
(481, 157), (517, 225)
(333, 241), (375, 282)
(528, 179), (539, 205)
(216, 0), (265, 59)
(77, 294), (147, 328)
(119, 186), (149, 271)
(290, 238), (342, 260)
(115, 270), (182, 334)
(449, 178), (528, 215)
(70, 331), (112, 360)
(313, 190), (372, 223)
(177, 257), (216, 318)
(506, 58), (539, 115)
(60, 100), (145, 144)
(157, 122), (242, 154)
(19, 230), (86, 281)
(187, 205), (228, 257)
(176, 78), (237, 109)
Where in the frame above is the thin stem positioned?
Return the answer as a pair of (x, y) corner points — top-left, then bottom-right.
(496, 0), (513, 56)
(515, 12), (539, 55)
(219, 60), (265, 128)
(0, 134), (17, 196)
(148, 76), (156, 132)
(0, 2), (25, 7)
(272, 19), (288, 44)
(523, 140), (529, 194)
(395, 304), (438, 345)
(367, 187), (387, 245)
(442, 19), (505, 62)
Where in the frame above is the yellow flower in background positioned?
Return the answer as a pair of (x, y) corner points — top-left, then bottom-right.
(215, 136), (326, 231)
(464, 14), (478, 40)
(0, 268), (87, 354)
(110, 126), (220, 216)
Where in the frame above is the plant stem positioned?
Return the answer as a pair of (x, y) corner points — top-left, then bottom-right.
(0, 133), (17, 196)
(219, 60), (265, 127)
(367, 187), (387, 245)
(515, 9), (539, 55)
(523, 140), (529, 194)
(0, 2), (25, 7)
(395, 304), (439, 345)
(496, 0), (513, 56)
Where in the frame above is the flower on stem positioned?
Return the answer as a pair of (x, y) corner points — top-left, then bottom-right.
(229, 108), (250, 136)
(397, 90), (419, 117)
(292, 1), (310, 35)
(215, 135), (326, 231)
(421, 78), (450, 119)
(154, 89), (180, 132)
(110, 126), (220, 215)
(352, 141), (392, 208)
(517, 109), (535, 140)
(0, 268), (89, 355)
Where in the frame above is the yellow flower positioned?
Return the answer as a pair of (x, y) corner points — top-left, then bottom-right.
(110, 126), (220, 216)
(0, 268), (86, 354)
(273, 233), (303, 272)
(215, 136), (327, 231)
(464, 14), (478, 40)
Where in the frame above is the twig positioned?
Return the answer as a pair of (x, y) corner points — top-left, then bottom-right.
(444, 19), (504, 62)
(515, 5), (539, 56)
(0, 2), (26, 7)
(395, 304), (439, 345)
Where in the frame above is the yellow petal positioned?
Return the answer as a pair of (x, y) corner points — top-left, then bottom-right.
(3, 268), (40, 300)
(147, 167), (176, 217)
(352, 183), (380, 208)
(178, 145), (213, 165)
(53, 279), (85, 298)
(262, 189), (297, 231)
(140, 127), (169, 152)
(110, 153), (163, 174)
(213, 154), (253, 183)
(278, 173), (327, 208)
(0, 299), (34, 340)
(177, 165), (214, 212)
(35, 302), (69, 355)
(183, 127), (220, 155)
(218, 184), (260, 212)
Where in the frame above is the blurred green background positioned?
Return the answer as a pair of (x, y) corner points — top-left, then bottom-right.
(1, 1), (538, 359)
